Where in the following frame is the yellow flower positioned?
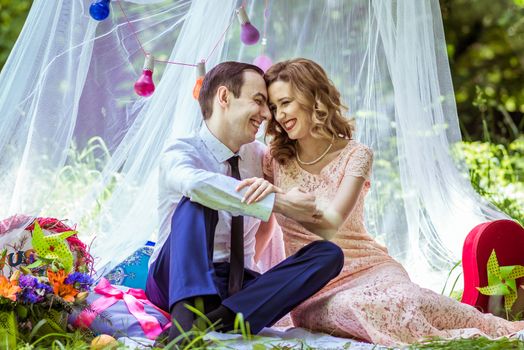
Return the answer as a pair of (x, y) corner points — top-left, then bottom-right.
(75, 291), (89, 302)
(9, 270), (20, 283)
(0, 275), (21, 301)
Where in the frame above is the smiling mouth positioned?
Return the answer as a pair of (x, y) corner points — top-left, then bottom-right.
(250, 119), (262, 131)
(283, 119), (297, 131)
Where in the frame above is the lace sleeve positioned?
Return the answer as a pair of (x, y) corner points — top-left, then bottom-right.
(344, 143), (374, 180)
(262, 149), (274, 183)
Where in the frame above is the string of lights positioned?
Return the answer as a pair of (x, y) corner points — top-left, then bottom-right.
(88, 0), (270, 98)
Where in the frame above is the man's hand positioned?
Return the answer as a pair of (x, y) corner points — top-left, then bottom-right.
(236, 177), (284, 204)
(273, 187), (322, 223)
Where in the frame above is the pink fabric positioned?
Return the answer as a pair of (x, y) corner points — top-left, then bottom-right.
(0, 214), (32, 235)
(263, 140), (524, 346)
(256, 224), (286, 273)
(75, 278), (171, 339)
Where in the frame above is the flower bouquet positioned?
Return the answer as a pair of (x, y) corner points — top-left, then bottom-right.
(0, 217), (94, 348)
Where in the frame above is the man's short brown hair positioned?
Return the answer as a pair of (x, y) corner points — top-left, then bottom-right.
(198, 61), (264, 119)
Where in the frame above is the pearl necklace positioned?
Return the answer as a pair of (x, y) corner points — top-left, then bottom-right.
(296, 134), (335, 166)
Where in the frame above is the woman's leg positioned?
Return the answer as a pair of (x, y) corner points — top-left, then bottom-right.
(292, 263), (524, 346)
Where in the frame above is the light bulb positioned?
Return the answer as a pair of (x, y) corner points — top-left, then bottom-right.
(134, 54), (155, 97)
(253, 54), (272, 72)
(89, 0), (111, 21)
(236, 7), (260, 45)
(193, 61), (206, 100)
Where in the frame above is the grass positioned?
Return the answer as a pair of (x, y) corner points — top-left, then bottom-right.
(38, 136), (122, 234)
(406, 336), (524, 350)
(10, 331), (524, 349)
(9, 308), (524, 350)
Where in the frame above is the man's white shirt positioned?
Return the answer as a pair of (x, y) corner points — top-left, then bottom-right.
(150, 124), (275, 270)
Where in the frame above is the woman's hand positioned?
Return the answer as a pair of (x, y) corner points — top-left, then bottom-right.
(236, 177), (284, 204)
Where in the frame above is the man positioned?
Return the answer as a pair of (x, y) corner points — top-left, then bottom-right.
(146, 62), (343, 341)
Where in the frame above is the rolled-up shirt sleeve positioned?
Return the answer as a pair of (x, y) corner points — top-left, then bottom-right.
(160, 141), (274, 222)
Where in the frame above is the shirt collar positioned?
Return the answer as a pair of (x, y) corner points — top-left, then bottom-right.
(199, 123), (237, 163)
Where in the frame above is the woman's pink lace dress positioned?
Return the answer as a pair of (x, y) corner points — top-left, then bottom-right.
(263, 140), (523, 346)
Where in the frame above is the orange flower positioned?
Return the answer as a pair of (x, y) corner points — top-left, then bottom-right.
(0, 275), (21, 301)
(47, 269), (78, 302)
(56, 283), (78, 302)
(47, 269), (66, 286)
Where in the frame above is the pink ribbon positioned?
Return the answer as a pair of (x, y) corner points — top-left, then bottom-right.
(74, 278), (171, 339)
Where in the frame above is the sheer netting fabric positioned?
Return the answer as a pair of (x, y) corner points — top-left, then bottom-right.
(0, 0), (509, 287)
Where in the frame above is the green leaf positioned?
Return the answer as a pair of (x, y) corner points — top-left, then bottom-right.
(25, 259), (44, 269)
(29, 319), (48, 340)
(15, 304), (28, 319)
(514, 0), (524, 8)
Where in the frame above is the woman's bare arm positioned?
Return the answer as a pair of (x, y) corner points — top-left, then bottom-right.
(300, 175), (365, 240)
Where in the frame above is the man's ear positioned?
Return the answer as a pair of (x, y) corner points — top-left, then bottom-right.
(216, 86), (230, 108)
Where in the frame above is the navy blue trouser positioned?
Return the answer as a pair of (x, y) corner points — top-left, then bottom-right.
(146, 197), (344, 334)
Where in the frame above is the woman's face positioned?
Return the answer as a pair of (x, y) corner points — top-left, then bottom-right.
(268, 81), (312, 140)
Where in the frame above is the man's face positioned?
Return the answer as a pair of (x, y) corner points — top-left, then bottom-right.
(225, 70), (271, 147)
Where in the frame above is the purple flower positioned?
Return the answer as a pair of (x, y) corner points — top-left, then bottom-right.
(19, 289), (41, 303)
(64, 272), (94, 291)
(17, 274), (53, 304)
(36, 282), (53, 294)
(18, 274), (37, 289)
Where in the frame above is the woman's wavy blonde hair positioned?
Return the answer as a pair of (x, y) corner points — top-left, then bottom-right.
(264, 58), (354, 165)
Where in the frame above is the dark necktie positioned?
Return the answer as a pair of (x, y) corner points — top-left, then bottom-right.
(227, 156), (244, 295)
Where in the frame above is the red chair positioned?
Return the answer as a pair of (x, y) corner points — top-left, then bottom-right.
(462, 219), (524, 313)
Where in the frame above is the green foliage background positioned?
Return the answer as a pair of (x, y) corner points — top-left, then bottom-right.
(0, 0), (32, 68)
(441, 0), (524, 144)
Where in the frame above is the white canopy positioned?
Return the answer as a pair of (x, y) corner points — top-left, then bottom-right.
(0, 0), (506, 290)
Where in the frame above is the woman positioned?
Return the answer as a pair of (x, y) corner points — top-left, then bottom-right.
(238, 58), (523, 346)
